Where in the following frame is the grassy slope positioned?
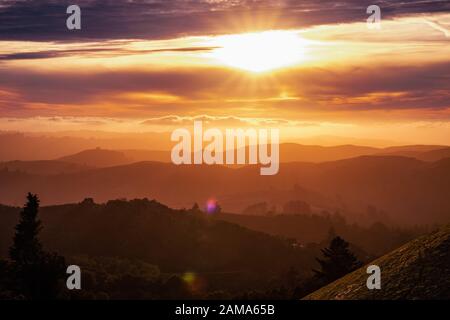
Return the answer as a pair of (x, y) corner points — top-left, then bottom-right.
(304, 224), (450, 300)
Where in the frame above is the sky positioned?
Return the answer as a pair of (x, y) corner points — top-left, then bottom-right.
(0, 0), (449, 145)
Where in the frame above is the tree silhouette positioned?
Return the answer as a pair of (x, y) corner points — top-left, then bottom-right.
(314, 236), (362, 283)
(191, 202), (200, 212)
(9, 193), (67, 300)
(10, 193), (43, 265)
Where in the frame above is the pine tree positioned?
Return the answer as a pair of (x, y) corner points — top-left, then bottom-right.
(9, 193), (43, 265)
(9, 193), (67, 300)
(314, 236), (362, 283)
(191, 202), (200, 211)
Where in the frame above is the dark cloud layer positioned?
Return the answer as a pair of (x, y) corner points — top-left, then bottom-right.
(0, 46), (216, 61)
(0, 0), (449, 41)
(0, 62), (448, 116)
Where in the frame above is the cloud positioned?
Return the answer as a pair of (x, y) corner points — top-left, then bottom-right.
(140, 115), (296, 127)
(0, 61), (449, 118)
(0, 45), (217, 61)
(423, 19), (450, 37)
(0, 0), (449, 41)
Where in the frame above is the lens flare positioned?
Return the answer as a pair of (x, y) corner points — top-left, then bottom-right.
(206, 199), (218, 214)
(182, 272), (196, 285)
(182, 272), (206, 293)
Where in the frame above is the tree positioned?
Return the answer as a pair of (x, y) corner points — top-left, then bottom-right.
(191, 203), (200, 211)
(314, 236), (362, 283)
(9, 193), (67, 300)
(10, 193), (43, 265)
(0, 260), (16, 299)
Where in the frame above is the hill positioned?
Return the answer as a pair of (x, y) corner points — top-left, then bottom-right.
(280, 144), (379, 162)
(0, 131), (171, 161)
(0, 199), (313, 276)
(416, 147), (450, 162)
(377, 145), (450, 162)
(121, 149), (171, 163)
(0, 160), (92, 175)
(52, 144), (382, 165)
(120, 144), (450, 164)
(304, 224), (450, 300)
(58, 148), (133, 167)
(0, 156), (448, 224)
(216, 213), (419, 256)
(1, 130), (448, 164)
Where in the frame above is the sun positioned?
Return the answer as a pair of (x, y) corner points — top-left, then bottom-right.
(209, 31), (307, 73)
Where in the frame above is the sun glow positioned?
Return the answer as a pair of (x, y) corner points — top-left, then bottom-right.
(210, 31), (307, 72)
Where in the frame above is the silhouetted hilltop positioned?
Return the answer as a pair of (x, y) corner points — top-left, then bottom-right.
(377, 145), (450, 162)
(1, 131), (448, 163)
(0, 132), (171, 161)
(416, 147), (450, 162)
(120, 149), (171, 163)
(58, 148), (133, 167)
(0, 155), (448, 224)
(380, 145), (446, 153)
(280, 143), (379, 162)
(0, 160), (92, 175)
(216, 213), (420, 256)
(118, 144), (450, 164)
(304, 224), (450, 300)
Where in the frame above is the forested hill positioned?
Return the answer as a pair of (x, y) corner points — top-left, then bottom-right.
(0, 199), (314, 274)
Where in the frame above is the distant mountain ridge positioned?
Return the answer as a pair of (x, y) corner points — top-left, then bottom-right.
(58, 148), (133, 167)
(0, 160), (92, 175)
(0, 155), (449, 225)
(51, 144), (450, 167)
(1, 131), (448, 163)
